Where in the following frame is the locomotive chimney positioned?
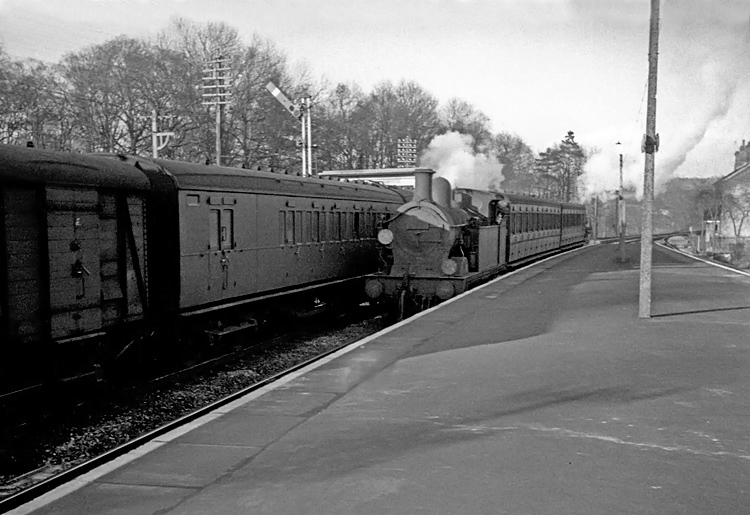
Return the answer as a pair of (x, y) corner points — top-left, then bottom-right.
(413, 168), (435, 202)
(432, 176), (452, 207)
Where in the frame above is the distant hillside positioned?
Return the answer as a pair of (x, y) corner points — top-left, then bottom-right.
(655, 177), (719, 233)
(590, 177), (719, 237)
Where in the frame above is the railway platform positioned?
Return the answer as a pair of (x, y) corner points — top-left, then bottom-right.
(11, 240), (750, 515)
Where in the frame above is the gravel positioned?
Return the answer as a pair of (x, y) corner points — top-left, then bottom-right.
(0, 316), (389, 497)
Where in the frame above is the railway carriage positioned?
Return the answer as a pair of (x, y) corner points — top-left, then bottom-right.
(497, 192), (566, 262)
(561, 202), (587, 247)
(0, 145), (149, 389)
(130, 157), (409, 323)
(0, 144), (409, 395)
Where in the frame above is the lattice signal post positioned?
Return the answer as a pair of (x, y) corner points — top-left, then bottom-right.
(396, 138), (417, 168)
(202, 55), (231, 166)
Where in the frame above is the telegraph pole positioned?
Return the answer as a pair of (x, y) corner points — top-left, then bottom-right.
(593, 197), (599, 240)
(639, 0), (661, 318)
(617, 143), (626, 262)
(202, 55), (231, 166)
(305, 97), (313, 176)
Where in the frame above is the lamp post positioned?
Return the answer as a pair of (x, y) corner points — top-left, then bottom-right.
(616, 141), (626, 262)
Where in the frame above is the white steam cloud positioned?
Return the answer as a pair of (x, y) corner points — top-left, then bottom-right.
(656, 51), (749, 189)
(582, 39), (750, 200)
(418, 132), (504, 190)
(579, 2), (750, 198)
(581, 132), (644, 200)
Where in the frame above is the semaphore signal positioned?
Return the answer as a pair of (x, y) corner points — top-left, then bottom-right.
(266, 82), (313, 177)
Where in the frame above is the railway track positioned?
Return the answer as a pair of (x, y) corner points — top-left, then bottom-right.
(0, 309), (389, 513)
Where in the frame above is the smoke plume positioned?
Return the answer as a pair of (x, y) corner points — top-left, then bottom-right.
(579, 2), (750, 198)
(418, 131), (504, 191)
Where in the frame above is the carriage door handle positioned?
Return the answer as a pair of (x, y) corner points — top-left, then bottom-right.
(220, 254), (229, 290)
(71, 259), (91, 299)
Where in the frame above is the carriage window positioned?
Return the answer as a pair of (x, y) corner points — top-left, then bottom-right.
(335, 212), (342, 241)
(313, 212), (320, 242)
(294, 211), (302, 243)
(209, 209), (220, 250)
(303, 211), (312, 243)
(283, 211), (294, 244)
(221, 209), (234, 249)
(354, 212), (360, 239)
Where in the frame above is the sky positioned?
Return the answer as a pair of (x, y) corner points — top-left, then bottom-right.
(0, 0), (748, 196)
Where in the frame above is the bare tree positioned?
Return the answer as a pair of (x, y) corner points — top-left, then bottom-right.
(723, 184), (750, 243)
(491, 132), (536, 194)
(694, 182), (724, 252)
(534, 131), (586, 201)
(438, 98), (492, 151)
(315, 82), (370, 170)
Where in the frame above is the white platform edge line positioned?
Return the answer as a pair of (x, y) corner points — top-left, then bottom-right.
(656, 241), (750, 278)
(7, 243), (588, 514)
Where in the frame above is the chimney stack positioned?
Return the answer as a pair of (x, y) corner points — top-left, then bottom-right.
(412, 168), (435, 202)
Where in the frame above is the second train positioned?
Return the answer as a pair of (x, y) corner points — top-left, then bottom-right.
(365, 168), (587, 318)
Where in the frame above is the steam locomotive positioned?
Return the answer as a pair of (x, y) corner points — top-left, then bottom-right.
(364, 169), (587, 318)
(0, 144), (409, 394)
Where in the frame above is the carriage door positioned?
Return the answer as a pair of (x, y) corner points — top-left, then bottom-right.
(208, 206), (235, 301)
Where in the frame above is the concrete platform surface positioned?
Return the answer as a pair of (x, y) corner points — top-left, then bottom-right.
(15, 242), (750, 515)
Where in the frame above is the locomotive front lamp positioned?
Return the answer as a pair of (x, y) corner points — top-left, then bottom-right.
(441, 259), (458, 276)
(377, 229), (394, 245)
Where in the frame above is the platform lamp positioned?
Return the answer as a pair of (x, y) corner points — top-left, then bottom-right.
(616, 141), (626, 262)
